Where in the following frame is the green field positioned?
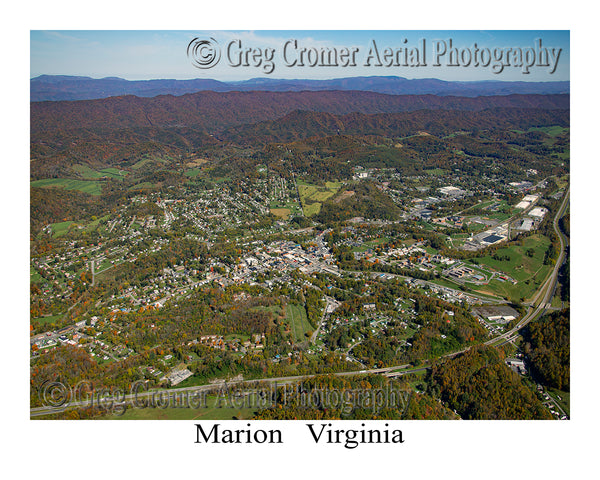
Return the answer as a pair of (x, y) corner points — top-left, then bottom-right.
(468, 234), (553, 302)
(555, 175), (569, 190)
(51, 220), (75, 237)
(297, 181), (342, 217)
(99, 167), (127, 179)
(31, 313), (64, 325)
(286, 303), (312, 342)
(72, 164), (105, 179)
(31, 178), (103, 196)
(303, 203), (322, 217)
(83, 214), (110, 233)
(446, 233), (472, 248)
(527, 126), (569, 137)
(132, 156), (168, 171)
(109, 395), (257, 420)
(30, 266), (42, 283)
(184, 168), (202, 178)
(73, 165), (127, 180)
(487, 212), (512, 222)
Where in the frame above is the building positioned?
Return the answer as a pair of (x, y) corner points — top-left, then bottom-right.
(481, 234), (504, 245)
(509, 181), (533, 191)
(523, 194), (539, 202)
(518, 218), (534, 231)
(472, 305), (519, 324)
(166, 368), (193, 386)
(438, 186), (465, 197)
(506, 358), (526, 375)
(529, 207), (547, 220)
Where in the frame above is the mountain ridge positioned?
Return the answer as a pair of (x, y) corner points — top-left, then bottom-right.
(30, 75), (570, 102)
(31, 90), (569, 135)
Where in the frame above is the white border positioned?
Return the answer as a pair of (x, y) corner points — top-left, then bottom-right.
(6, 1), (597, 478)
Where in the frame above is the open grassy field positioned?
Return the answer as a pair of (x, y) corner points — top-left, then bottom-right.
(30, 266), (43, 283)
(72, 164), (127, 179)
(109, 395), (258, 420)
(50, 220), (75, 237)
(468, 234), (552, 302)
(555, 175), (570, 190)
(31, 178), (103, 196)
(99, 167), (127, 179)
(297, 181), (342, 217)
(270, 208), (291, 219)
(132, 156), (169, 171)
(286, 303), (312, 342)
(303, 203), (322, 217)
(72, 164), (105, 179)
(184, 168), (202, 178)
(31, 313), (64, 325)
(472, 234), (550, 281)
(83, 214), (110, 233)
(527, 126), (569, 137)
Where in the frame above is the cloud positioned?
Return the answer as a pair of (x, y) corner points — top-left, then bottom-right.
(40, 31), (83, 42)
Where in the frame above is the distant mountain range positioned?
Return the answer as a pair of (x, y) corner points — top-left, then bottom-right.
(31, 90), (569, 135)
(30, 75), (570, 102)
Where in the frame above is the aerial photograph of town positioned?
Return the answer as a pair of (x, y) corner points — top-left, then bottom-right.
(28, 29), (572, 427)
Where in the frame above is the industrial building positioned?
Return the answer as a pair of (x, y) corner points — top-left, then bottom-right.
(438, 186), (466, 197)
(517, 218), (534, 231)
(529, 207), (547, 220)
(472, 305), (520, 324)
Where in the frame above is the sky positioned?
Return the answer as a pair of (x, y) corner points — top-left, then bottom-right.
(30, 30), (570, 82)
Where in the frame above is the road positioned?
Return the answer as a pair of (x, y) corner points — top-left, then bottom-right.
(352, 270), (507, 305)
(309, 296), (338, 344)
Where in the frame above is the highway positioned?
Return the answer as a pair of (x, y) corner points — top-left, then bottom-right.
(30, 363), (414, 417)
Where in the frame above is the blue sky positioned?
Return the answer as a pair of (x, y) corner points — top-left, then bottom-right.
(30, 30), (569, 82)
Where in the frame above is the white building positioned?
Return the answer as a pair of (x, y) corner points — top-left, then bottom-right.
(518, 218), (534, 231)
(529, 207), (547, 220)
(438, 186), (464, 196)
